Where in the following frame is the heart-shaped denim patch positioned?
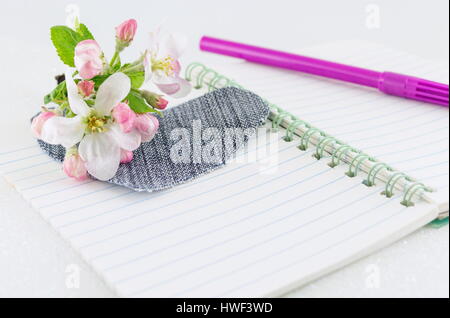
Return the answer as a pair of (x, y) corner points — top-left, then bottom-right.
(36, 87), (270, 192)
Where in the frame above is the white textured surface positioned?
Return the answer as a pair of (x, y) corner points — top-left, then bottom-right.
(0, 0), (448, 297)
(0, 177), (114, 297)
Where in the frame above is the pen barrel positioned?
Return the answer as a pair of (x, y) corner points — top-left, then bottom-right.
(200, 36), (381, 88)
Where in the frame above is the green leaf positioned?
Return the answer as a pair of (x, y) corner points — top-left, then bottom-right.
(50, 24), (95, 67)
(127, 71), (145, 89)
(44, 94), (52, 104)
(76, 23), (94, 40)
(52, 81), (67, 100)
(44, 81), (67, 105)
(50, 26), (81, 66)
(92, 71), (145, 91)
(126, 90), (161, 115)
(91, 74), (108, 89)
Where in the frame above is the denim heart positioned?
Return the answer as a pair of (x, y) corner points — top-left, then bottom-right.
(36, 87), (270, 192)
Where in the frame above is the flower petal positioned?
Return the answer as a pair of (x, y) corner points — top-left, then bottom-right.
(75, 59), (103, 80)
(108, 124), (141, 151)
(75, 40), (102, 60)
(144, 52), (153, 83)
(155, 81), (180, 95)
(154, 76), (191, 97)
(148, 27), (162, 54)
(78, 132), (121, 181)
(94, 72), (131, 116)
(168, 77), (192, 98)
(65, 70), (90, 116)
(74, 40), (104, 80)
(135, 113), (159, 142)
(159, 32), (188, 60)
(40, 116), (85, 148)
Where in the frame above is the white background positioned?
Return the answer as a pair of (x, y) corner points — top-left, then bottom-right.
(0, 0), (448, 297)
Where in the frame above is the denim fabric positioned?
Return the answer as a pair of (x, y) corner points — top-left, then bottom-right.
(36, 87), (270, 192)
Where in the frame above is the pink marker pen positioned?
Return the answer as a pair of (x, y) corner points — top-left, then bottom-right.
(200, 36), (449, 107)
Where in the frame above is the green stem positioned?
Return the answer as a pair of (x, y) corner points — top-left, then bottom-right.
(121, 63), (144, 74)
(109, 50), (119, 68)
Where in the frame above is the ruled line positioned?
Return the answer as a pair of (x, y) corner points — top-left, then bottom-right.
(13, 168), (62, 182)
(90, 162), (329, 261)
(129, 190), (394, 296)
(79, 143), (446, 252)
(20, 176), (67, 191)
(109, 175), (352, 283)
(0, 144), (38, 156)
(0, 152), (44, 166)
(38, 184), (118, 209)
(218, 202), (407, 297)
(28, 180), (95, 200)
(3, 160), (53, 174)
(169, 191), (394, 297)
(47, 137), (292, 222)
(63, 149), (313, 236)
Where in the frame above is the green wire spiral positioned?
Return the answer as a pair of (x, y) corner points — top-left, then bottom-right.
(284, 119), (307, 142)
(185, 62), (435, 207)
(346, 154), (376, 178)
(363, 162), (392, 187)
(315, 137), (339, 160)
(299, 128), (323, 151)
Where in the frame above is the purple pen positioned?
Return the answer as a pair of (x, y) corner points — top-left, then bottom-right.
(200, 36), (449, 107)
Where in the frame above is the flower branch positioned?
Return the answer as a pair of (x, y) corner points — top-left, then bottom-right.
(35, 18), (192, 181)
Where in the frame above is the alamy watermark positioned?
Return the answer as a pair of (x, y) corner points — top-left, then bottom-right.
(365, 263), (381, 289)
(365, 4), (381, 29)
(170, 120), (281, 174)
(65, 263), (81, 289)
(65, 4), (80, 29)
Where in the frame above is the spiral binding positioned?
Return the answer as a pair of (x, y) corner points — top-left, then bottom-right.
(185, 62), (434, 207)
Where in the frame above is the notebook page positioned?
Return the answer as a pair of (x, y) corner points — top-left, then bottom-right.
(0, 132), (438, 297)
(0, 41), (443, 297)
(212, 41), (449, 208)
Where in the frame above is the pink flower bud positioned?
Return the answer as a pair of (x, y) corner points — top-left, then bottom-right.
(63, 153), (88, 181)
(141, 90), (169, 109)
(134, 113), (159, 142)
(74, 40), (103, 79)
(116, 19), (137, 43)
(112, 102), (136, 133)
(77, 80), (95, 97)
(156, 97), (169, 110)
(120, 149), (134, 164)
(31, 111), (56, 138)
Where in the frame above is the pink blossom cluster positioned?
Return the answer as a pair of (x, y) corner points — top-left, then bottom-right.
(32, 19), (191, 181)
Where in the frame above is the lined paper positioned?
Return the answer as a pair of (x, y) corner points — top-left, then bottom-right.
(215, 41), (449, 198)
(0, 41), (447, 297)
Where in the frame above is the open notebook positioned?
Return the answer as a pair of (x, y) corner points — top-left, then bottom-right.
(0, 41), (448, 297)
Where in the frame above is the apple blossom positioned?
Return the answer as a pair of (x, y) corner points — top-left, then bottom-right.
(112, 102), (136, 133)
(77, 80), (95, 97)
(134, 113), (159, 142)
(144, 28), (191, 98)
(31, 111), (56, 138)
(74, 40), (104, 79)
(63, 152), (89, 181)
(120, 149), (134, 164)
(141, 90), (169, 110)
(116, 19), (137, 46)
(40, 71), (141, 181)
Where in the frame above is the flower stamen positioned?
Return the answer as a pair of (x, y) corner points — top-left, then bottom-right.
(85, 113), (109, 133)
(151, 56), (175, 76)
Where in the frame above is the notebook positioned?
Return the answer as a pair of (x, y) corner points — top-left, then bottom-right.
(0, 41), (448, 297)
